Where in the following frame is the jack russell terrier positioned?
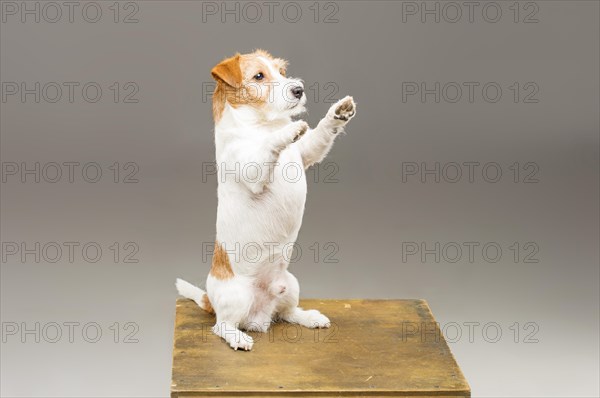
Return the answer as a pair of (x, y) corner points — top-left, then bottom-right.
(176, 49), (356, 350)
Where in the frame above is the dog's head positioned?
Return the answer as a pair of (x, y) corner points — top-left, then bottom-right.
(211, 50), (306, 123)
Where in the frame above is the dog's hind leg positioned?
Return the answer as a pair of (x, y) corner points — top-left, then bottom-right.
(279, 307), (331, 329)
(274, 271), (331, 329)
(208, 275), (255, 350)
(212, 320), (254, 351)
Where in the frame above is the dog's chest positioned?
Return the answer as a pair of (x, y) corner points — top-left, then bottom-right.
(263, 146), (308, 228)
(215, 122), (307, 243)
(271, 146), (307, 196)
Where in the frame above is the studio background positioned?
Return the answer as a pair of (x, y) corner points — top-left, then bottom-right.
(1, 1), (598, 396)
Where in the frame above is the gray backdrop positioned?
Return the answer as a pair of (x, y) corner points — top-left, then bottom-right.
(1, 1), (598, 396)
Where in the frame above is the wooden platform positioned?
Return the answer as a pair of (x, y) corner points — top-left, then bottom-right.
(171, 299), (470, 397)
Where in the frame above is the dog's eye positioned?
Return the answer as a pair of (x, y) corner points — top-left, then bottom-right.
(279, 69), (286, 77)
(254, 73), (264, 81)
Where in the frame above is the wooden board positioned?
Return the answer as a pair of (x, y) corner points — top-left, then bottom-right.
(171, 299), (470, 397)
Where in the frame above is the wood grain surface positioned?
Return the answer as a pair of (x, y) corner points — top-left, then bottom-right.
(171, 299), (470, 397)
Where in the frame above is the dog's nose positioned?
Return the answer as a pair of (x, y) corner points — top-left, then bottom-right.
(291, 86), (304, 99)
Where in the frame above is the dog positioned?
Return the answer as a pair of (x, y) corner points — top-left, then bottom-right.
(176, 49), (356, 350)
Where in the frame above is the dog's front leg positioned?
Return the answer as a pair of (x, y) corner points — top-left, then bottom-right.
(295, 96), (356, 168)
(236, 120), (308, 195)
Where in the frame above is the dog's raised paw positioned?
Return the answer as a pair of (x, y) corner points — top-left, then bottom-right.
(331, 96), (356, 123)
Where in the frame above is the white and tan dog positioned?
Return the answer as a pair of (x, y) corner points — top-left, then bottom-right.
(176, 50), (356, 350)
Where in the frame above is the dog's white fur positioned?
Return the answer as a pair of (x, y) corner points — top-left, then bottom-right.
(176, 50), (356, 350)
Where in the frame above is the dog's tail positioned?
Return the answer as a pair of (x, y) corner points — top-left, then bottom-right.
(175, 278), (214, 313)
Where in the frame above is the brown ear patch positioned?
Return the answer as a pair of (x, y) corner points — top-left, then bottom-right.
(211, 54), (242, 87)
(211, 54), (242, 122)
(210, 241), (234, 280)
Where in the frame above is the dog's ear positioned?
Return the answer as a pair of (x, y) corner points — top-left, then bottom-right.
(211, 54), (242, 87)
